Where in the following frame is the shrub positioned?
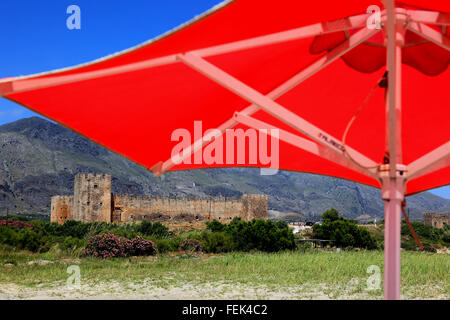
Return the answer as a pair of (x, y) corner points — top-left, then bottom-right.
(178, 238), (203, 253)
(57, 220), (89, 238)
(38, 220), (120, 239)
(192, 230), (235, 253)
(0, 220), (32, 229)
(124, 236), (155, 256)
(136, 221), (169, 238)
(4, 215), (30, 222)
(206, 217), (295, 252)
(84, 233), (126, 259)
(15, 229), (42, 252)
(61, 236), (87, 251)
(313, 209), (377, 249)
(443, 225), (450, 243)
(227, 218), (296, 252)
(38, 220), (90, 238)
(401, 221), (442, 242)
(206, 220), (225, 232)
(322, 208), (340, 222)
(296, 241), (314, 252)
(0, 226), (51, 252)
(153, 238), (181, 253)
(103, 227), (140, 240)
(83, 233), (155, 259)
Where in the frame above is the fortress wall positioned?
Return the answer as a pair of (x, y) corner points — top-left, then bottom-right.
(209, 197), (243, 222)
(50, 196), (73, 225)
(113, 194), (268, 223)
(114, 195), (212, 222)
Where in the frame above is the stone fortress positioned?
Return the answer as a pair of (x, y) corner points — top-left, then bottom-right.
(51, 173), (268, 225)
(424, 212), (449, 229)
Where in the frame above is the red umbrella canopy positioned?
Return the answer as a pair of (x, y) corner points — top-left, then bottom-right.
(0, 0), (449, 195)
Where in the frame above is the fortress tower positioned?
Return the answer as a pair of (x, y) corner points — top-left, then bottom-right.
(50, 196), (73, 224)
(72, 173), (112, 222)
(241, 194), (269, 220)
(424, 212), (450, 229)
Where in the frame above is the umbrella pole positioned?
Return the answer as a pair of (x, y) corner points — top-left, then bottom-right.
(381, 174), (405, 300)
(383, 5), (406, 300)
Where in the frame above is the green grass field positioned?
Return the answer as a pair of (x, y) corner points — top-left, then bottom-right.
(1, 246), (448, 299)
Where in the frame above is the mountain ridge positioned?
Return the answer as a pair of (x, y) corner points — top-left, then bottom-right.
(0, 117), (449, 221)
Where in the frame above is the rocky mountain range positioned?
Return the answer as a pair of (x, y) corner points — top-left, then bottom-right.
(0, 117), (449, 221)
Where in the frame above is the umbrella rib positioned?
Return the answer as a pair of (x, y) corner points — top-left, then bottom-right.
(0, 13), (369, 96)
(190, 13), (370, 57)
(407, 9), (450, 26)
(407, 22), (450, 51)
(233, 112), (378, 179)
(176, 41), (379, 176)
(406, 142), (450, 181)
(0, 55), (179, 96)
(152, 27), (379, 176)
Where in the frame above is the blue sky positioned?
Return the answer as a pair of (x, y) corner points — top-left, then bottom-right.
(0, 1), (448, 199)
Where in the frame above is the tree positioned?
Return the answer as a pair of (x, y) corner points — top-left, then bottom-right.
(313, 209), (377, 249)
(206, 219), (225, 232)
(322, 208), (340, 222)
(205, 217), (296, 252)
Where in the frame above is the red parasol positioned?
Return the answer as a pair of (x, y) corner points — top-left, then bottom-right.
(1, 0), (449, 299)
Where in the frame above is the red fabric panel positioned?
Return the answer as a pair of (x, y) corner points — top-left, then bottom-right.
(311, 28), (450, 75)
(406, 167), (450, 195)
(399, 0), (450, 13)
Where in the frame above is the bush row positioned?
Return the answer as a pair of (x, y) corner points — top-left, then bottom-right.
(37, 220), (170, 239)
(401, 221), (450, 244)
(11, 208), (441, 256)
(0, 220), (169, 253)
(0, 226), (55, 252)
(0, 220), (32, 229)
(150, 218), (296, 254)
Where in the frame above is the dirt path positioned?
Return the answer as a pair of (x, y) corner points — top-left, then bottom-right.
(1, 279), (446, 300)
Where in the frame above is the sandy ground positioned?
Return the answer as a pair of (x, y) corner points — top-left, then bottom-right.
(0, 281), (370, 300)
(0, 279), (446, 300)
